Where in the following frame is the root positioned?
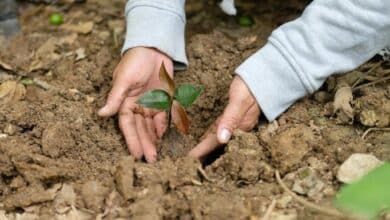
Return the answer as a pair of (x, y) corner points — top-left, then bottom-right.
(197, 166), (216, 183)
(262, 199), (276, 220)
(361, 127), (390, 140)
(275, 170), (346, 218)
(353, 75), (390, 91)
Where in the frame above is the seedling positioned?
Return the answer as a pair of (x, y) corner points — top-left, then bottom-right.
(136, 62), (202, 135)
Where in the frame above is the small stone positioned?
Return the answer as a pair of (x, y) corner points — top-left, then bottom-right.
(85, 96), (95, 104)
(291, 167), (325, 201)
(337, 153), (384, 184)
(0, 134), (8, 139)
(3, 124), (18, 136)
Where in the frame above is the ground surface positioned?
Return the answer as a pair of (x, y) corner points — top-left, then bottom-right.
(0, 0), (389, 219)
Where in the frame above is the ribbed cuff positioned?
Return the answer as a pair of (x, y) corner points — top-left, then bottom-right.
(235, 42), (310, 121)
(122, 1), (188, 70)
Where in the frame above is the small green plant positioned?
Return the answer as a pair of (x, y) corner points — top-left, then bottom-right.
(238, 15), (254, 26)
(335, 163), (390, 219)
(49, 13), (63, 26)
(137, 62), (202, 135)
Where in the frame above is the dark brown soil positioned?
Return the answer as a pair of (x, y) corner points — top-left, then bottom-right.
(0, 0), (389, 219)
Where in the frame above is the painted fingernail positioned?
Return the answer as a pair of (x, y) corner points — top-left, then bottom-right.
(219, 128), (231, 143)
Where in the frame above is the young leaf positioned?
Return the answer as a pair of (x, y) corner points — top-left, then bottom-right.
(159, 62), (175, 96)
(171, 100), (190, 135)
(174, 84), (202, 108)
(334, 163), (390, 219)
(136, 89), (171, 110)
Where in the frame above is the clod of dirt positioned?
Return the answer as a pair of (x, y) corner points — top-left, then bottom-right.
(337, 153), (384, 184)
(80, 180), (110, 212)
(114, 156), (135, 200)
(41, 122), (76, 158)
(354, 87), (390, 127)
(358, 109), (389, 128)
(210, 130), (273, 182)
(54, 184), (77, 213)
(263, 125), (315, 174)
(0, 153), (14, 176)
(333, 86), (354, 124)
(61, 21), (94, 34)
(159, 128), (196, 159)
(3, 183), (61, 210)
(291, 167), (325, 201)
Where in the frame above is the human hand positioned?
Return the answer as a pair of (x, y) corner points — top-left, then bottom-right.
(189, 76), (261, 159)
(98, 47), (173, 162)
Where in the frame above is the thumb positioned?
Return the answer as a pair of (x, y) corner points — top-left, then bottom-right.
(217, 100), (247, 144)
(98, 76), (132, 117)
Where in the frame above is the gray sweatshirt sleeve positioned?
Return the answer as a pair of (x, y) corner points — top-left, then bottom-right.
(122, 0), (188, 69)
(236, 0), (390, 121)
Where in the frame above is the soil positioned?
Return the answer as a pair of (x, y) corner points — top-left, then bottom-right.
(0, 0), (389, 219)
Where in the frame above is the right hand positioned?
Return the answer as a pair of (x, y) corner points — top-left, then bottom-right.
(98, 47), (174, 162)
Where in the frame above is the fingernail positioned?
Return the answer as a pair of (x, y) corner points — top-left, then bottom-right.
(98, 106), (107, 115)
(219, 128), (231, 143)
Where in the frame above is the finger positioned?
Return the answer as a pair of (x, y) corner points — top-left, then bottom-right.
(145, 117), (158, 144)
(189, 122), (220, 159)
(217, 100), (249, 144)
(153, 111), (168, 139)
(98, 72), (142, 117)
(118, 102), (143, 159)
(238, 104), (261, 131)
(98, 73), (130, 117)
(135, 114), (157, 163)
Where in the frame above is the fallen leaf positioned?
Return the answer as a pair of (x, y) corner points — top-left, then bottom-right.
(171, 100), (190, 135)
(61, 21), (94, 34)
(0, 81), (26, 105)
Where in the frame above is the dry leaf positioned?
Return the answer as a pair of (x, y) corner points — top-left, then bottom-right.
(61, 22), (94, 34)
(0, 81), (26, 105)
(159, 62), (175, 96)
(171, 100), (189, 135)
(0, 60), (13, 71)
(333, 86), (354, 121)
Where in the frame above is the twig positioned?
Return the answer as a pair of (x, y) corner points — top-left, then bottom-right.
(353, 75), (390, 91)
(33, 78), (52, 90)
(197, 165), (216, 183)
(352, 62), (382, 88)
(275, 170), (346, 218)
(262, 199), (276, 220)
(191, 179), (203, 186)
(361, 127), (390, 140)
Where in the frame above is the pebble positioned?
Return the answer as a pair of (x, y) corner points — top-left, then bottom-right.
(337, 153), (384, 184)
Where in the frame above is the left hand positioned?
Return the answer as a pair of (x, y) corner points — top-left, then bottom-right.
(189, 76), (261, 159)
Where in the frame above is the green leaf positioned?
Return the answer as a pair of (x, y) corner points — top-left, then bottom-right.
(238, 15), (254, 27)
(334, 163), (390, 219)
(174, 84), (202, 108)
(20, 78), (34, 85)
(136, 89), (171, 110)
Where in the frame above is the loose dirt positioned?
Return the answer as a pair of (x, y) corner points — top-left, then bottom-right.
(0, 0), (389, 219)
